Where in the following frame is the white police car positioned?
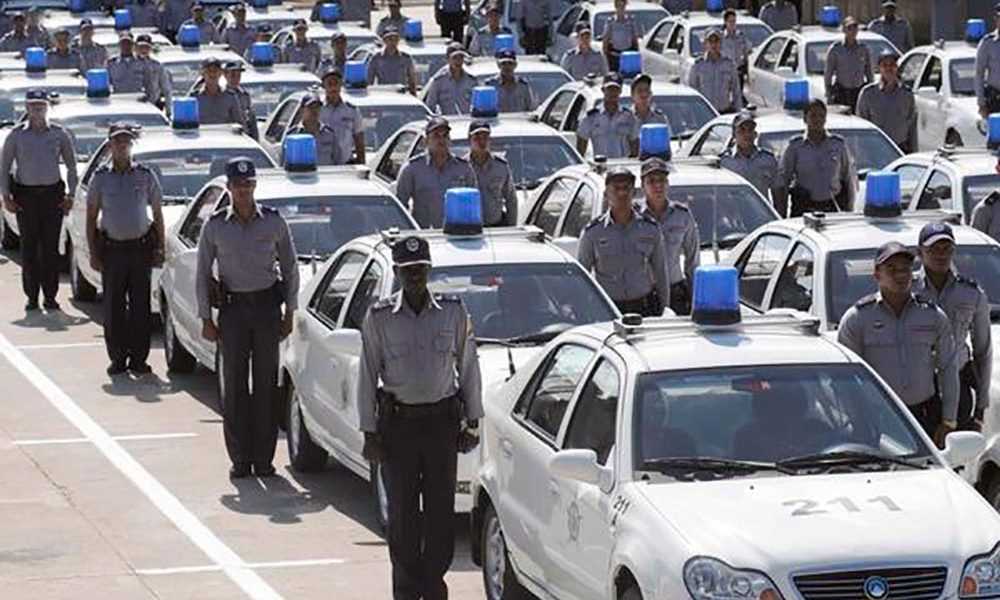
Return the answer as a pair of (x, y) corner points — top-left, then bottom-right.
(0, 50), (87, 122)
(641, 10), (773, 84)
(271, 15), (377, 60)
(90, 28), (173, 56)
(66, 98), (276, 309)
(43, 9), (114, 38)
(463, 55), (573, 111)
(464, 0), (572, 51)
(880, 147), (1000, 222)
(281, 190), (618, 526)
(348, 21), (451, 88)
(154, 35), (245, 96)
(212, 3), (311, 40)
(547, 0), (669, 64)
(0, 52), (26, 73)
(471, 264), (996, 600)
(160, 135), (417, 383)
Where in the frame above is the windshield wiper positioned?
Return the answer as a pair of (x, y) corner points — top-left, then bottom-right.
(643, 457), (793, 476)
(475, 324), (572, 347)
(777, 450), (929, 471)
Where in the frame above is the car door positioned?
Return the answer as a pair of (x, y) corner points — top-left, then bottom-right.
(898, 51), (930, 148)
(664, 22), (685, 82)
(735, 232), (792, 314)
(262, 95), (301, 159)
(888, 161), (929, 208)
(767, 241), (816, 315)
(641, 20), (673, 80)
(748, 35), (788, 107)
(550, 5), (584, 61)
(551, 181), (596, 257)
(527, 176), (578, 237)
(913, 168), (956, 211)
(373, 130), (419, 190)
(540, 89), (578, 141)
(689, 122), (733, 157)
(915, 55), (947, 146)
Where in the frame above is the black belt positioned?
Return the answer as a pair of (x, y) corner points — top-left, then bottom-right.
(227, 284), (279, 303)
(385, 395), (459, 420)
(102, 229), (154, 247)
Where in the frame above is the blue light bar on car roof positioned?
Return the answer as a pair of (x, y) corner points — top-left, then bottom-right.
(86, 69), (110, 98)
(471, 86), (498, 118)
(284, 133), (317, 172)
(24, 47), (46, 73)
(864, 171), (902, 218)
(172, 97), (200, 129)
(178, 23), (200, 48)
(691, 265), (740, 326)
(319, 3), (340, 24)
(639, 123), (671, 161)
(443, 187), (483, 235)
(783, 79), (809, 111)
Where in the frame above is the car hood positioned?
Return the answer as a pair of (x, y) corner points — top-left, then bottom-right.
(162, 203), (189, 231)
(636, 468), (1000, 569)
(478, 344), (543, 396)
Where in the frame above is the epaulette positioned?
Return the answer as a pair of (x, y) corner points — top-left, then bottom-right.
(914, 297), (938, 310)
(828, 133), (846, 143)
(984, 190), (1000, 205)
(516, 76), (529, 85)
(491, 152), (508, 164)
(756, 146), (776, 158)
(484, 75), (500, 85)
(855, 293), (877, 308)
(209, 207), (229, 220)
(583, 216), (603, 231)
(371, 296), (394, 311)
(954, 273), (980, 288)
(134, 163), (153, 174)
(638, 212), (658, 225)
(668, 201), (690, 212)
(435, 293), (461, 304)
(586, 106), (599, 116)
(787, 133), (806, 145)
(407, 151), (428, 164)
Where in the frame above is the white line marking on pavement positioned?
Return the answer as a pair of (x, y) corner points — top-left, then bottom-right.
(13, 433), (199, 446)
(135, 558), (347, 576)
(15, 342), (106, 350)
(0, 333), (283, 600)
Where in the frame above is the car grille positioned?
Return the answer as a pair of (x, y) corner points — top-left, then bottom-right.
(793, 567), (948, 600)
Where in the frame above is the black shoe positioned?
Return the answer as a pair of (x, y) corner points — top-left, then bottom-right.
(106, 362), (128, 376)
(43, 299), (60, 311)
(128, 362), (152, 375)
(25, 300), (39, 311)
(229, 463), (251, 478)
(253, 463), (276, 477)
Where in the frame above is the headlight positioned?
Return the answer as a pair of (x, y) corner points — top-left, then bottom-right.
(683, 556), (783, 600)
(961, 542), (1000, 598)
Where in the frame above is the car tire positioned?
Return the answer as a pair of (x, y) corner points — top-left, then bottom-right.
(1, 214), (18, 250)
(371, 461), (389, 532)
(482, 503), (530, 600)
(162, 298), (196, 373)
(69, 242), (97, 301)
(621, 584), (643, 600)
(286, 381), (328, 472)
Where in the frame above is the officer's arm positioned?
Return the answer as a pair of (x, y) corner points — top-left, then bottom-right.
(276, 217), (299, 312)
(195, 223), (218, 321)
(863, 49), (872, 85)
(855, 88), (870, 120)
(976, 40), (988, 108)
(229, 97), (247, 127)
(836, 307), (864, 356)
(598, 53), (609, 76)
(352, 110), (365, 164)
(85, 176), (101, 254)
(774, 145), (793, 218)
(823, 47), (835, 95)
(906, 93), (918, 154)
(577, 115), (591, 155)
(972, 289), (993, 408)
(468, 31), (480, 55)
(396, 162), (414, 212)
(906, 23), (914, 53)
(0, 132), (15, 198)
(577, 229), (595, 271)
(559, 51), (571, 72)
(406, 59), (418, 96)
(841, 144), (857, 211)
(366, 57), (377, 85)
(683, 216), (700, 282)
(357, 309), (381, 433)
(731, 64), (743, 110)
(247, 105), (260, 140)
(59, 130), (79, 198)
(456, 310), (484, 421)
(502, 164), (518, 225)
(148, 169), (165, 251)
(651, 231), (670, 309)
(425, 78), (439, 112)
(935, 311), (961, 422)
(972, 201), (992, 233)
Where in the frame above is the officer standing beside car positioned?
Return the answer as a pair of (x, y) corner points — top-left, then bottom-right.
(838, 241), (959, 445)
(285, 94), (340, 166)
(486, 48), (535, 112)
(602, 0), (641, 72)
(976, 5), (1000, 118)
(466, 119), (517, 226)
(721, 9), (752, 102)
(0, 90), (77, 312)
(914, 222), (992, 432)
(85, 123), (165, 377)
(136, 34), (172, 113)
(469, 1), (511, 57)
(561, 22), (609, 80)
(47, 29), (80, 70)
(517, 0), (550, 55)
(639, 157), (697, 315)
(108, 33), (148, 94)
(578, 166), (670, 316)
(0, 13), (30, 53)
(223, 62), (259, 140)
(577, 72), (638, 158)
(435, 0), (470, 43)
(367, 26), (419, 95)
(193, 58), (246, 126)
(395, 116), (476, 227)
(77, 19), (108, 72)
(424, 42), (477, 115)
(318, 67), (365, 164)
(824, 17), (872, 113)
(222, 3), (256, 58)
(376, 0), (409, 39)
(358, 235), (482, 600)
(687, 28), (742, 114)
(867, 1), (913, 54)
(283, 19), (323, 73)
(630, 72), (670, 153)
(720, 112), (780, 204)
(196, 157), (299, 479)
(856, 50), (918, 153)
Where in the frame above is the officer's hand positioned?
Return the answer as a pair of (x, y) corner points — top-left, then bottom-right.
(89, 254), (102, 273)
(362, 433), (384, 463)
(934, 421), (957, 448)
(60, 195), (73, 214)
(457, 428), (480, 453)
(152, 246), (165, 268)
(3, 195), (19, 212)
(202, 320), (219, 342)
(280, 311), (294, 340)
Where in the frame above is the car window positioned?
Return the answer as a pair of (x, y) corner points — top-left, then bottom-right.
(962, 174), (1000, 221)
(916, 169), (953, 210)
(178, 185), (224, 246)
(668, 23), (684, 52)
(692, 123), (732, 156)
(358, 105), (431, 153)
(564, 94), (587, 132)
(758, 128), (900, 174)
(920, 56), (942, 92)
(778, 39), (798, 71)
(771, 243), (814, 312)
(890, 163), (927, 208)
(265, 97), (300, 144)
(736, 233), (791, 309)
(542, 90), (577, 130)
(556, 5), (583, 36)
(755, 36), (786, 71)
(563, 184), (596, 238)
(342, 259), (384, 330)
(689, 24), (772, 57)
(647, 21), (672, 54)
(530, 176), (576, 236)
(805, 39), (893, 76)
(564, 359), (620, 465)
(515, 343), (595, 442)
(309, 250), (368, 327)
(377, 130), (418, 182)
(950, 58), (975, 96)
(899, 52), (927, 90)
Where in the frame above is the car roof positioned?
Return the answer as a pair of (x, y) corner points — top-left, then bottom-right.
(403, 114), (568, 138)
(894, 150), (998, 177)
(765, 213), (994, 252)
(581, 1), (665, 13)
(155, 46), (244, 64)
(343, 85), (431, 107)
(465, 56), (571, 77)
(705, 108), (884, 132)
(92, 29), (172, 48)
(47, 95), (169, 120)
(911, 41), (977, 60)
(240, 64), (320, 85)
(130, 124), (275, 154)
(776, 26), (891, 44)
(553, 158), (765, 187)
(658, 11), (769, 28)
(289, 22), (377, 42)
(572, 78), (709, 99)
(243, 6), (312, 22)
(357, 227), (576, 267)
(225, 165), (401, 199)
(354, 38), (452, 57)
(0, 70), (87, 92)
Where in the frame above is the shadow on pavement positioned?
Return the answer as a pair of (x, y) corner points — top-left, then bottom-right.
(221, 471), (333, 525)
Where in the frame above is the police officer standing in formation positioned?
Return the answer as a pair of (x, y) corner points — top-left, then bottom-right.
(578, 166), (669, 316)
(358, 234), (482, 600)
(867, 1), (913, 53)
(630, 73), (669, 151)
(222, 3), (256, 57)
(162, 0), (191, 41)
(317, 31), (349, 76)
(136, 34), (172, 113)
(469, 1), (511, 57)
(856, 50), (918, 153)
(283, 19), (323, 73)
(720, 112), (780, 202)
(424, 42), (477, 115)
(466, 119), (517, 226)
(561, 22), (608, 80)
(193, 58), (246, 126)
(183, 2), (221, 44)
(758, 0), (798, 32)
(976, 4), (1000, 119)
(487, 49), (535, 112)
(0, 13), (31, 53)
(517, 0), (550, 55)
(47, 28), (80, 70)
(244, 24), (280, 62)
(776, 99), (857, 217)
(837, 241), (958, 444)
(721, 9), (752, 102)
(77, 19), (109, 72)
(914, 222), (992, 432)
(972, 156), (1000, 241)
(108, 33), (148, 94)
(640, 157), (698, 315)
(435, 0), (469, 43)
(24, 7), (48, 48)
(396, 116), (475, 227)
(688, 29), (742, 114)
(286, 94), (340, 166)
(319, 67), (365, 164)
(367, 26), (419, 95)
(223, 62), (259, 140)
(0, 90), (78, 312)
(85, 123), (165, 376)
(376, 0), (409, 38)
(602, 0), (640, 72)
(578, 72), (638, 158)
(824, 17), (872, 113)
(196, 157), (299, 479)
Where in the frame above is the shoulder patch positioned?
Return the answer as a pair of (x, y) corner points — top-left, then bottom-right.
(954, 273), (980, 288)
(669, 201), (690, 212)
(855, 293), (877, 308)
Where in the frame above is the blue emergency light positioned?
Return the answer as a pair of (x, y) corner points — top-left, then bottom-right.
(24, 47), (46, 73)
(319, 3), (340, 23)
(783, 79), (809, 111)
(114, 9), (131, 31)
(863, 171), (902, 218)
(989, 113), (1000, 149)
(619, 51), (641, 78)
(639, 123), (671, 161)
(250, 42), (275, 66)
(251, 0), (268, 8)
(178, 24), (201, 48)
(86, 69), (110, 98)
(494, 33), (514, 54)
(284, 134), (317, 172)
(705, 0), (723, 13)
(819, 5), (841, 28)
(69, 0), (86, 13)
(443, 187), (483, 235)
(471, 86), (498, 118)
(172, 97), (200, 129)
(404, 19), (422, 42)
(344, 60), (367, 88)
(966, 19), (987, 43)
(691, 265), (740, 326)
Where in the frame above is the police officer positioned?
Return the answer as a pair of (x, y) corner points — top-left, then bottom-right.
(85, 123), (165, 376)
(662, 0), (692, 12)
(640, 157), (697, 315)
(578, 72), (638, 158)
(0, 90), (78, 311)
(285, 94), (340, 166)
(721, 9), (751, 100)
(469, 1), (511, 57)
(223, 62), (259, 140)
(856, 50), (918, 153)
(977, 5), (1000, 118)
(517, 0), (550, 55)
(196, 157), (299, 479)
(720, 112), (780, 203)
(136, 34), (172, 113)
(192, 58), (246, 126)
(868, 1), (913, 53)
(602, 0), (640, 72)
(630, 72), (670, 154)
(837, 241), (959, 444)
(466, 119), (517, 226)
(222, 3), (256, 57)
(914, 222), (992, 432)
(578, 166), (669, 315)
(108, 33), (148, 94)
(375, 0), (409, 39)
(77, 19), (108, 72)
(972, 160), (1000, 241)
(182, 2), (221, 44)
(687, 29), (742, 114)
(0, 13), (31, 53)
(776, 99), (857, 217)
(316, 31), (349, 76)
(282, 19), (322, 73)
(367, 26), (418, 95)
(560, 22), (608, 80)
(244, 24), (281, 62)
(424, 42), (477, 115)
(318, 67), (365, 164)
(758, 0), (798, 32)
(396, 116), (476, 227)
(358, 235), (482, 600)
(435, 0), (469, 42)
(24, 7), (48, 49)
(824, 17), (872, 113)
(128, 0), (160, 29)
(47, 28), (81, 70)
(162, 0), (192, 41)
(487, 48), (534, 112)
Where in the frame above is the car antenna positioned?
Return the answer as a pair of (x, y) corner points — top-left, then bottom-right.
(506, 346), (516, 380)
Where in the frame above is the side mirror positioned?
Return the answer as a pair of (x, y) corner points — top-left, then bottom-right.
(941, 431), (986, 467)
(552, 235), (579, 257)
(325, 328), (362, 355)
(549, 449), (605, 485)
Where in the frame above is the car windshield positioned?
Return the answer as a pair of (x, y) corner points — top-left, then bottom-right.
(759, 128), (901, 172)
(163, 61), (209, 95)
(266, 196), (413, 256)
(964, 174), (1000, 217)
(241, 80), (317, 117)
(136, 147), (273, 202)
(450, 135), (581, 189)
(427, 263), (616, 340)
(57, 113), (170, 161)
(411, 53), (449, 86)
(592, 8), (665, 40)
(620, 94), (717, 139)
(950, 58), (976, 96)
(634, 364), (932, 471)
(689, 24), (773, 56)
(827, 244), (1000, 324)
(805, 40), (895, 75)
(0, 85), (88, 121)
(474, 71), (571, 110)
(359, 104), (430, 152)
(316, 33), (377, 58)
(668, 184), (776, 249)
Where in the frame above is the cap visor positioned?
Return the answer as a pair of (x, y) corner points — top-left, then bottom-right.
(394, 259), (432, 267)
(921, 233), (955, 247)
(877, 249), (915, 264)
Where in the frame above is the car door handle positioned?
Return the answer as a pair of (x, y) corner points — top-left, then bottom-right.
(500, 438), (513, 458)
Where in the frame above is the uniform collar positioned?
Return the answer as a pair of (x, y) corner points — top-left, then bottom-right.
(915, 269), (956, 293)
(225, 203), (263, 222)
(803, 131), (829, 145)
(873, 291), (920, 313)
(111, 160), (136, 174)
(425, 151), (457, 167)
(723, 29), (741, 38)
(879, 79), (901, 92)
(599, 208), (640, 227)
(734, 144), (761, 158)
(391, 290), (442, 314)
(465, 150), (492, 166)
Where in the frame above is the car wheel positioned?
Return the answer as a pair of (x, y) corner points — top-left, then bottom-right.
(1, 214), (18, 250)
(286, 382), (328, 472)
(621, 584), (643, 600)
(370, 461), (389, 531)
(162, 298), (196, 373)
(69, 242), (97, 301)
(482, 503), (529, 600)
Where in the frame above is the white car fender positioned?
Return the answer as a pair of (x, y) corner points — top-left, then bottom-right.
(610, 493), (687, 600)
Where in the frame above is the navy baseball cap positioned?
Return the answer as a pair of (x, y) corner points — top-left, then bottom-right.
(640, 157), (671, 178)
(201, 56), (223, 68)
(877, 48), (899, 64)
(575, 21), (591, 35)
(192, 1), (205, 9)
(874, 241), (915, 265)
(605, 165), (635, 184)
(119, 31), (135, 41)
(302, 93), (323, 107)
(881, 0), (897, 7)
(24, 88), (49, 104)
(425, 115), (450, 134)
(632, 72), (652, 87)
(733, 111), (756, 128)
(330, 31), (347, 42)
(293, 18), (308, 30)
(320, 65), (343, 81)
(225, 157), (256, 181)
(496, 47), (516, 63)
(919, 221), (955, 247)
(468, 119), (491, 135)
(54, 27), (70, 37)
(602, 72), (623, 88)
(381, 25), (400, 39)
(108, 122), (139, 139)
(446, 41), (468, 58)
(136, 33), (153, 45)
(256, 23), (273, 33)
(392, 236), (432, 267)
(223, 61), (245, 71)
(79, 18), (93, 29)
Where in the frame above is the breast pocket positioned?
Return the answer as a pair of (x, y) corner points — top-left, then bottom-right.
(595, 238), (624, 277)
(633, 235), (658, 263)
(387, 340), (412, 360)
